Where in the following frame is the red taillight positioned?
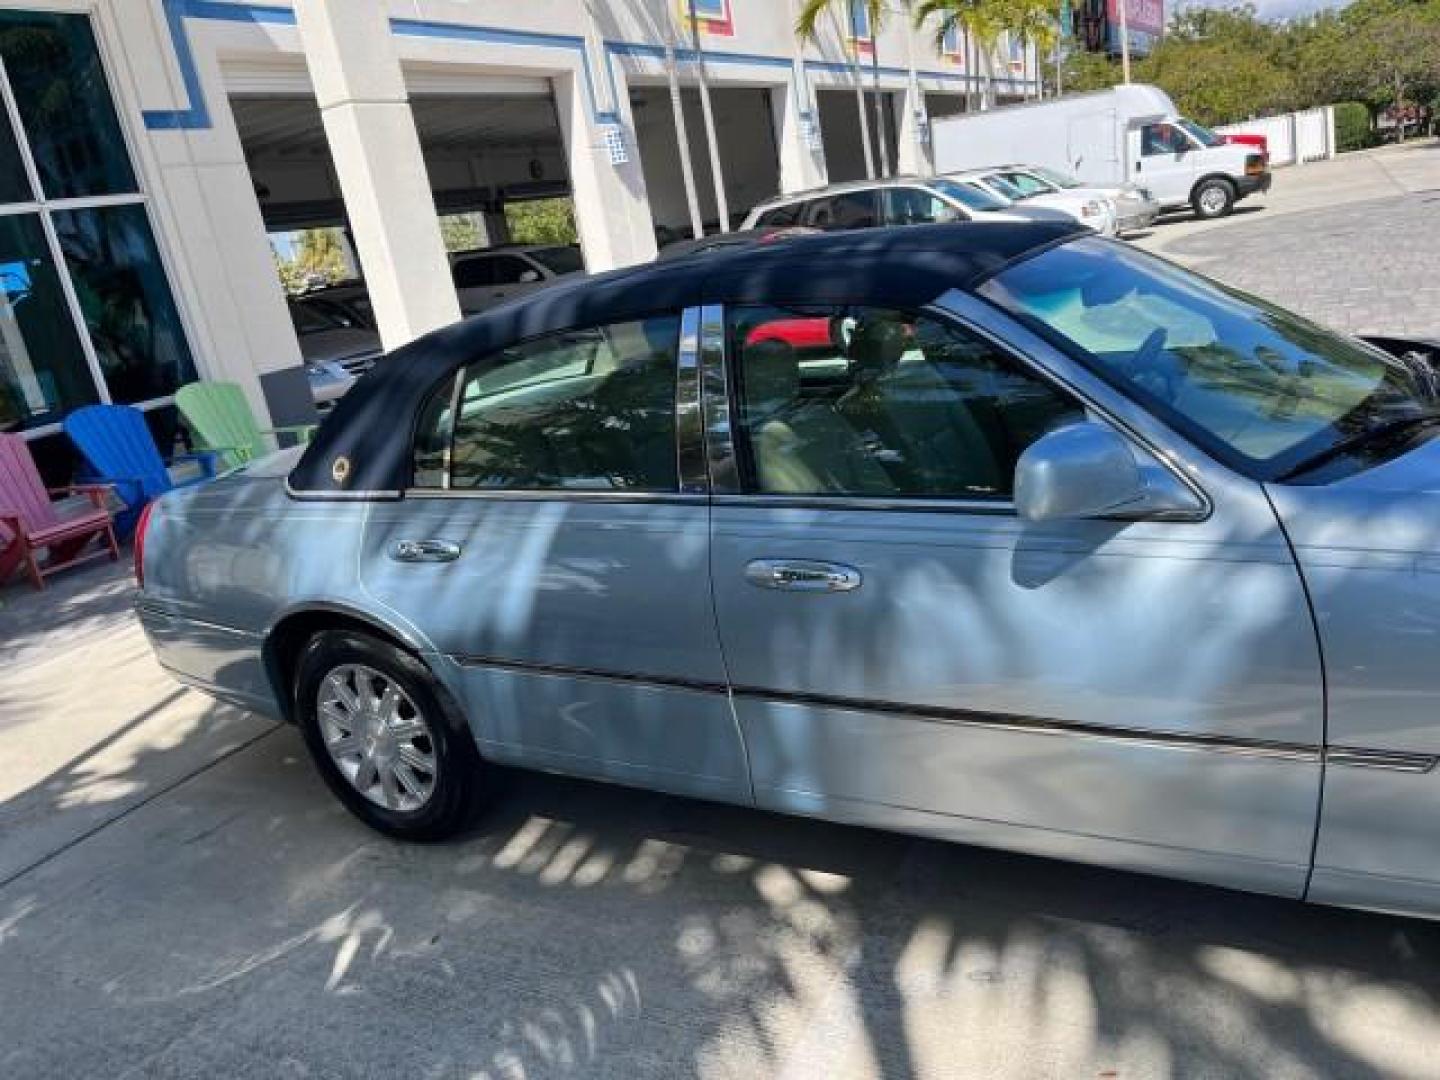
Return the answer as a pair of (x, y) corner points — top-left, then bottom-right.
(133, 500), (156, 588)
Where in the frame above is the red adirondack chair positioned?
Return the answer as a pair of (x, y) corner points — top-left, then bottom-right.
(0, 433), (120, 590)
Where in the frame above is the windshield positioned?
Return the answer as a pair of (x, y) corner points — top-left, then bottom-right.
(527, 245), (585, 276)
(980, 174), (1031, 201)
(979, 237), (1439, 479)
(932, 177), (1011, 212)
(1178, 118), (1225, 148)
(1029, 165), (1081, 189)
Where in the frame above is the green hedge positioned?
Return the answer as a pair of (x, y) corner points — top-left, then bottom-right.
(1335, 101), (1375, 152)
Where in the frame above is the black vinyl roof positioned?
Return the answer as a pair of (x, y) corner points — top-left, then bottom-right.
(289, 221), (1085, 495)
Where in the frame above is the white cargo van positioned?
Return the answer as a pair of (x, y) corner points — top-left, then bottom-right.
(932, 84), (1271, 220)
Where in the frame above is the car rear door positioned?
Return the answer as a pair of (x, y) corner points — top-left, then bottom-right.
(702, 296), (1323, 897)
(359, 308), (749, 803)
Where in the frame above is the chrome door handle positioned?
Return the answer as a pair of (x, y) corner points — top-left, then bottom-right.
(389, 539), (462, 563)
(745, 559), (862, 593)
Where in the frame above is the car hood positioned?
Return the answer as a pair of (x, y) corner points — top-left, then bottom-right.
(997, 205), (1075, 223)
(1266, 433), (1440, 558)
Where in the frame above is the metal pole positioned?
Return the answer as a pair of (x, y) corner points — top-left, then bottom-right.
(688, 0), (730, 232)
(1118, 0), (1132, 85)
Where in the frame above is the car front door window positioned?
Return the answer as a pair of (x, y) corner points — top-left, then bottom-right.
(727, 305), (1083, 500)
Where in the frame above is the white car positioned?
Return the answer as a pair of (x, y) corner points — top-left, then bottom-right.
(947, 167), (1118, 236)
(985, 164), (1161, 235)
(449, 244), (585, 317)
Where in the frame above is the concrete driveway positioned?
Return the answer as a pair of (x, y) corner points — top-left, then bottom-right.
(4, 562), (1440, 1080)
(1136, 139), (1440, 339)
(9, 152), (1440, 1077)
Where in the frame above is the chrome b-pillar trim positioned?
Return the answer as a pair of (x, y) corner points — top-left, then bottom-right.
(676, 306), (707, 495)
(697, 303), (740, 494)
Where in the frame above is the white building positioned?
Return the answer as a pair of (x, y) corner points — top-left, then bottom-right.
(0, 1), (1038, 476)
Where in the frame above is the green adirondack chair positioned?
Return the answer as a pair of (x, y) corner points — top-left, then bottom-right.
(175, 381), (316, 471)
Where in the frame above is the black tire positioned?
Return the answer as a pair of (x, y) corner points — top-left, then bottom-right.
(1192, 178), (1236, 220)
(295, 630), (488, 839)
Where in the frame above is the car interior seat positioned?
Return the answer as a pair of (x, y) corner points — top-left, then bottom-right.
(740, 337), (894, 495)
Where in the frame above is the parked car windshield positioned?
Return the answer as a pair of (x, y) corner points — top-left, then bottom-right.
(932, 178), (1011, 212)
(1178, 118), (1226, 148)
(1028, 165), (1080, 190)
(979, 236), (1440, 479)
(527, 245), (584, 276)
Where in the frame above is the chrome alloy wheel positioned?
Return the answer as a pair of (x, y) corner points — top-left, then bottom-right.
(1199, 185), (1228, 215)
(318, 664), (437, 812)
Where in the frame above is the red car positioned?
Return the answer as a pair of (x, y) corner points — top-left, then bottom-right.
(1224, 131), (1269, 163)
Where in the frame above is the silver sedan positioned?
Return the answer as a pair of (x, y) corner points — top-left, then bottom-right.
(138, 222), (1440, 920)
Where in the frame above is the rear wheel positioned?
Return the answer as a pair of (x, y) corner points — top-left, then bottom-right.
(1192, 178), (1235, 220)
(295, 630), (487, 839)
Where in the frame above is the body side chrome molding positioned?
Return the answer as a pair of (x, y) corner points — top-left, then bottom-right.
(452, 652), (1321, 762)
(1325, 747), (1439, 773)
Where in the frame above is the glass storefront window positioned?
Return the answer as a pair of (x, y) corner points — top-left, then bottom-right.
(0, 12), (137, 199)
(0, 213), (97, 431)
(0, 103), (30, 204)
(53, 204), (196, 405)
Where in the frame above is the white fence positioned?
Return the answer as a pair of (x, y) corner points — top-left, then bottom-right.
(1216, 106), (1336, 167)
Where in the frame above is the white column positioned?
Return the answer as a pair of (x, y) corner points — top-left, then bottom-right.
(773, 74), (827, 194)
(896, 25), (929, 175)
(554, 69), (658, 272)
(896, 83), (929, 175)
(293, 0), (458, 350)
(133, 19), (313, 431)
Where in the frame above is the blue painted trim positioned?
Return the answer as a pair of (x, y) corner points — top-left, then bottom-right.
(389, 18), (618, 124)
(141, 2), (1020, 132)
(142, 0), (296, 130)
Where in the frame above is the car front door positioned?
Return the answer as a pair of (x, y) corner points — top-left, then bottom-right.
(704, 298), (1323, 896)
(359, 309), (749, 803)
(1130, 121), (1198, 206)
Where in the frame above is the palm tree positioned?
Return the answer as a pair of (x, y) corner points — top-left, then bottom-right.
(1005, 0), (1059, 100)
(915, 0), (1005, 109)
(797, 0), (896, 179)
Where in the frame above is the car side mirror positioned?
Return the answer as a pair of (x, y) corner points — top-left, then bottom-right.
(519, 269), (542, 284)
(1015, 422), (1203, 522)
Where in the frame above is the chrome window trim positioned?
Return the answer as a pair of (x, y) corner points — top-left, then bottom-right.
(710, 493), (1017, 515)
(402, 489), (709, 505)
(676, 306), (707, 494)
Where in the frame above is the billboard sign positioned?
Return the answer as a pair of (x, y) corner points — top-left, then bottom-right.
(1107, 0), (1164, 36)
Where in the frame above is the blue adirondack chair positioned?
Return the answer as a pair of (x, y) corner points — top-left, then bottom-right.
(63, 404), (218, 537)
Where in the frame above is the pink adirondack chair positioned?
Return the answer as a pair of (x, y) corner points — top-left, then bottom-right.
(0, 433), (120, 590)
